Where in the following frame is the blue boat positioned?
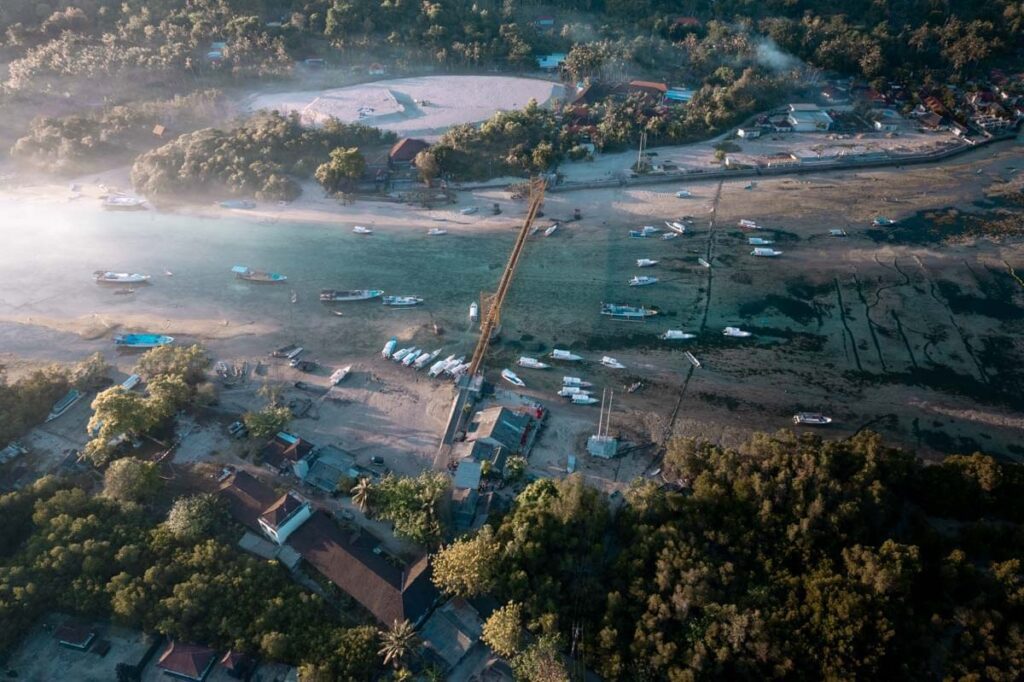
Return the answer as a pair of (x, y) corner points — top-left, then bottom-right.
(232, 265), (287, 283)
(219, 199), (256, 209)
(114, 334), (175, 349)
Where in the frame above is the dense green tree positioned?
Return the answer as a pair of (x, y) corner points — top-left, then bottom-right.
(315, 146), (367, 194)
(165, 494), (223, 540)
(102, 457), (162, 504)
(481, 601), (523, 658)
(431, 526), (500, 597)
(243, 405), (291, 440)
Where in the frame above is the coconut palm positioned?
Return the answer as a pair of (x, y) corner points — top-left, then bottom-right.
(351, 477), (372, 513)
(379, 619), (419, 669)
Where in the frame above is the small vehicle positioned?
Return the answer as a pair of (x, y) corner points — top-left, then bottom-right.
(228, 421), (248, 439)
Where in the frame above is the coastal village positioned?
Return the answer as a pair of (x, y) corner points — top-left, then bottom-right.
(0, 4), (1023, 681)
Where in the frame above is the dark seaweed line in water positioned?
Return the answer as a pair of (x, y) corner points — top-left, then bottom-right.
(914, 255), (989, 384)
(853, 273), (888, 372)
(834, 277), (863, 372)
(890, 311), (919, 368)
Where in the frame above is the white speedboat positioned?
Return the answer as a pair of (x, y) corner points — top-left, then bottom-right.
(601, 356), (626, 369)
(562, 376), (592, 388)
(94, 271), (150, 284)
(723, 327), (752, 338)
(661, 330), (696, 340)
(698, 257), (711, 268)
(558, 386), (589, 397)
(675, 190), (692, 198)
(392, 347), (413, 361)
(685, 351), (701, 368)
(661, 233), (679, 240)
(517, 357), (550, 370)
(793, 412), (832, 425)
(330, 366), (352, 384)
(501, 369), (525, 387)
(748, 237), (774, 245)
(829, 229), (847, 237)
(103, 196), (146, 210)
(442, 356), (466, 375)
(872, 217), (895, 227)
(550, 349), (583, 361)
(381, 337), (397, 359)
(402, 349), (423, 367)
(428, 228), (448, 236)
(629, 276), (658, 287)
(571, 394), (599, 405)
(751, 248), (783, 257)
(544, 224), (558, 237)
(469, 302), (479, 322)
(665, 221), (687, 234)
(636, 259), (658, 268)
(414, 349), (442, 370)
(429, 354), (456, 377)
(738, 219), (760, 229)
(383, 296), (423, 307)
(353, 225), (373, 234)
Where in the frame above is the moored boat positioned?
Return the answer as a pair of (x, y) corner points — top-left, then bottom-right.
(46, 389), (83, 422)
(352, 225), (373, 234)
(793, 412), (832, 425)
(392, 347), (413, 362)
(469, 302), (479, 322)
(872, 217), (895, 227)
(661, 330), (695, 340)
(751, 247), (783, 257)
(544, 224), (558, 237)
(629, 276), (658, 287)
(738, 219), (760, 230)
(381, 337), (397, 359)
(563, 376), (592, 388)
(665, 221), (687, 234)
(321, 289), (383, 302)
(402, 349), (423, 366)
(629, 225), (661, 238)
(685, 351), (701, 368)
(103, 196), (146, 211)
(232, 265), (287, 283)
(636, 258), (658, 268)
(272, 344), (304, 360)
(661, 232), (679, 240)
(723, 327), (752, 338)
(571, 393), (599, 405)
(383, 295), (423, 307)
(428, 228), (448, 236)
(517, 357), (550, 370)
(550, 349), (583, 361)
(414, 349), (442, 370)
(501, 369), (525, 387)
(748, 237), (774, 245)
(114, 333), (174, 349)
(698, 257), (711, 268)
(675, 190), (692, 198)
(330, 366), (352, 384)
(601, 356), (626, 369)
(94, 271), (150, 284)
(601, 303), (657, 321)
(219, 199), (256, 209)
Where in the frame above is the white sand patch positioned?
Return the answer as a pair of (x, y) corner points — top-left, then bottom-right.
(249, 75), (566, 139)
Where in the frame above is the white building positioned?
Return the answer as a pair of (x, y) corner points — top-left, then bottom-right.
(258, 492), (312, 545)
(786, 103), (833, 132)
(737, 127), (761, 139)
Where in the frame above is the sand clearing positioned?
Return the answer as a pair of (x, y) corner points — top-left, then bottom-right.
(249, 75), (566, 138)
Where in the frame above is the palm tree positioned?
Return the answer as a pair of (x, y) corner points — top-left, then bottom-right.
(379, 619), (419, 670)
(351, 477), (372, 513)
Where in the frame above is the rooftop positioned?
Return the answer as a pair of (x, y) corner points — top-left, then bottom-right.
(453, 460), (483, 490)
(262, 432), (315, 470)
(217, 470), (279, 533)
(466, 406), (529, 452)
(288, 512), (438, 626)
(259, 492), (306, 530)
(157, 641), (217, 681)
(389, 138), (430, 162)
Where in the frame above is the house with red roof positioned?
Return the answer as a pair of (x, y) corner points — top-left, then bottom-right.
(157, 641), (217, 682)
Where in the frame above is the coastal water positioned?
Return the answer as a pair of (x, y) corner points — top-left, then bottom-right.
(0, 200), (707, 359)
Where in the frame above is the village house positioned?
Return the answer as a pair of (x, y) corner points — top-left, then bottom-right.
(628, 80), (668, 99)
(452, 460), (483, 530)
(157, 640), (217, 682)
(388, 138), (430, 170)
(786, 103), (833, 132)
(288, 512), (440, 626)
(258, 491), (312, 545)
(301, 444), (358, 493)
(537, 53), (566, 71)
(54, 623), (96, 651)
(261, 431), (316, 476)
